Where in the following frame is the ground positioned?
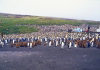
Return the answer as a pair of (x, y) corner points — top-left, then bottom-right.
(0, 46), (100, 70)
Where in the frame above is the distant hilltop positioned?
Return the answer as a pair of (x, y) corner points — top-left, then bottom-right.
(0, 12), (100, 23)
(0, 13), (33, 18)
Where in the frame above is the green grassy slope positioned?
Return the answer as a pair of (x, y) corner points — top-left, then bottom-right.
(0, 15), (39, 34)
(0, 13), (100, 34)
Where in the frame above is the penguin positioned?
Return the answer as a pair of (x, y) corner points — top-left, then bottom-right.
(29, 43), (32, 48)
(49, 41), (52, 47)
(55, 40), (59, 47)
(69, 41), (72, 48)
(61, 42), (64, 49)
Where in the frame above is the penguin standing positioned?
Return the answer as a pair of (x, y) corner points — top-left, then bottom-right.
(61, 42), (64, 49)
(29, 43), (32, 48)
(56, 40), (58, 47)
(69, 41), (72, 48)
(0, 41), (4, 47)
(40, 38), (43, 42)
(27, 42), (30, 47)
(74, 43), (77, 48)
(60, 38), (62, 45)
(5, 39), (8, 44)
(91, 41), (94, 47)
(49, 41), (52, 47)
(12, 39), (15, 44)
(45, 37), (48, 42)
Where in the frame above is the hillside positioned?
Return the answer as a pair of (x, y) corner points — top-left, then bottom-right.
(0, 13), (100, 34)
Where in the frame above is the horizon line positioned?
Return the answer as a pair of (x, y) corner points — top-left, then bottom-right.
(0, 12), (100, 22)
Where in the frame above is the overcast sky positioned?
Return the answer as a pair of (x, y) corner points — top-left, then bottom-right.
(0, 0), (100, 21)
